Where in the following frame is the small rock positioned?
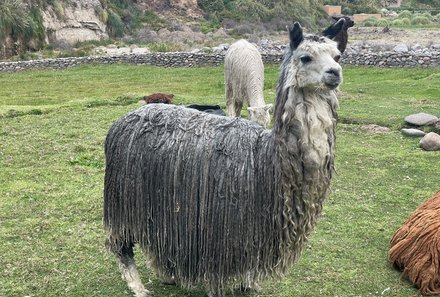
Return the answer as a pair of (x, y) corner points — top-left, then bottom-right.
(393, 44), (409, 53)
(404, 113), (438, 126)
(420, 132), (440, 151)
(401, 128), (426, 137)
(412, 44), (422, 51)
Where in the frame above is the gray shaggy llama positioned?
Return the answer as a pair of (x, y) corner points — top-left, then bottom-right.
(224, 39), (272, 127)
(104, 20), (345, 297)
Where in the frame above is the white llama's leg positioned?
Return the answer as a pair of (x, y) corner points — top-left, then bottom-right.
(234, 101), (243, 118)
(226, 84), (236, 117)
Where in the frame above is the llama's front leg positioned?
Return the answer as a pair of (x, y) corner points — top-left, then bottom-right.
(115, 242), (152, 297)
(207, 282), (225, 297)
(238, 270), (261, 293)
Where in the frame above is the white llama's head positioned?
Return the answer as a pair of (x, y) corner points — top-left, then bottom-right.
(248, 104), (273, 128)
(284, 21), (344, 91)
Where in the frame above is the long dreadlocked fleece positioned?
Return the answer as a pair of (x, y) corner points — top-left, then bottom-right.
(104, 22), (342, 295)
(388, 190), (440, 295)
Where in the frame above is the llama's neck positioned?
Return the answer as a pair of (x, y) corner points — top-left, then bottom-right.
(272, 86), (338, 263)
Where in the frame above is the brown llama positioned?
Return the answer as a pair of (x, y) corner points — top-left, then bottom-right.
(389, 190), (440, 295)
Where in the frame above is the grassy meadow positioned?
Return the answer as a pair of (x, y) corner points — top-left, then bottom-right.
(0, 63), (439, 297)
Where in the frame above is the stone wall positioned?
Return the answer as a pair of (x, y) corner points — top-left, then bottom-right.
(0, 49), (438, 72)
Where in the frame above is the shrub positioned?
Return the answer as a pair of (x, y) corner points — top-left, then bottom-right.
(398, 10), (412, 19)
(107, 10), (124, 38)
(362, 20), (376, 27)
(52, 0), (65, 19)
(197, 0), (224, 15)
(376, 19), (390, 26)
(148, 42), (181, 52)
(391, 19), (404, 26)
(411, 16), (431, 25)
(362, 17), (379, 27)
(140, 9), (167, 31)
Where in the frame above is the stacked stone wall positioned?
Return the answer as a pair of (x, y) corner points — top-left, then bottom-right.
(0, 50), (438, 72)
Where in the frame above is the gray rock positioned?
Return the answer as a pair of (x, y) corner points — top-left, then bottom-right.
(419, 132), (440, 151)
(412, 44), (422, 51)
(401, 128), (426, 137)
(394, 44), (409, 53)
(404, 113), (438, 126)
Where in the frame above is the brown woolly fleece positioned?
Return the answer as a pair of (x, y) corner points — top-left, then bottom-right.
(143, 93), (174, 104)
(388, 190), (440, 295)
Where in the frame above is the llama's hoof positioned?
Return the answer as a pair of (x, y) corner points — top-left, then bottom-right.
(238, 282), (262, 293)
(208, 293), (225, 297)
(160, 276), (176, 285)
(135, 289), (153, 297)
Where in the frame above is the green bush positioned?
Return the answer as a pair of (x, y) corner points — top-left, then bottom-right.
(362, 17), (379, 27)
(52, 0), (64, 19)
(400, 17), (411, 25)
(398, 10), (412, 19)
(411, 16), (431, 25)
(197, 0), (224, 14)
(140, 9), (167, 31)
(107, 10), (124, 38)
(148, 42), (181, 52)
(391, 19), (404, 26)
(376, 19), (390, 26)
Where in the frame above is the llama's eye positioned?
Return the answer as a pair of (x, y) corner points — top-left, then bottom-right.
(334, 55), (341, 62)
(300, 56), (312, 64)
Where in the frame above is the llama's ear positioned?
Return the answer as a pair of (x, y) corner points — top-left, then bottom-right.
(264, 104), (273, 112)
(332, 15), (341, 21)
(288, 22), (304, 50)
(322, 18), (345, 39)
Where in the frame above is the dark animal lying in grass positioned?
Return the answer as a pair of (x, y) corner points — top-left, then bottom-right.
(187, 104), (226, 116)
(389, 190), (440, 295)
(104, 19), (345, 297)
(143, 93), (174, 104)
(323, 15), (354, 54)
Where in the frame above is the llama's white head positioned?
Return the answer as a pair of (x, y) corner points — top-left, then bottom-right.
(284, 21), (344, 91)
(248, 104), (273, 128)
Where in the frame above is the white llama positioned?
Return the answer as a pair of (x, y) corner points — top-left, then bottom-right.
(224, 39), (272, 127)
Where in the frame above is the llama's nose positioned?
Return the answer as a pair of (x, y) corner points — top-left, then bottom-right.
(326, 68), (341, 77)
(324, 67), (342, 89)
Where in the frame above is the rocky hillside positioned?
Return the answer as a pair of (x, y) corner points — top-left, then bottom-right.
(1, 0), (329, 58)
(0, 0), (438, 59)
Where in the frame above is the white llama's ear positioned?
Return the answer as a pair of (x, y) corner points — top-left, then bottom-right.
(322, 18), (345, 39)
(288, 22), (304, 50)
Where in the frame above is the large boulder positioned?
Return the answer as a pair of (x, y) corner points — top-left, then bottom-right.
(419, 132), (440, 151)
(405, 113), (438, 126)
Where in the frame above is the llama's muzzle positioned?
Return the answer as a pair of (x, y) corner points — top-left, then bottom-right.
(323, 67), (342, 89)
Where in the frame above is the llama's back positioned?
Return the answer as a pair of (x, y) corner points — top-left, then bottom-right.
(104, 104), (278, 287)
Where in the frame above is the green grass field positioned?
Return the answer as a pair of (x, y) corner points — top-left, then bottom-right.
(0, 64), (439, 297)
